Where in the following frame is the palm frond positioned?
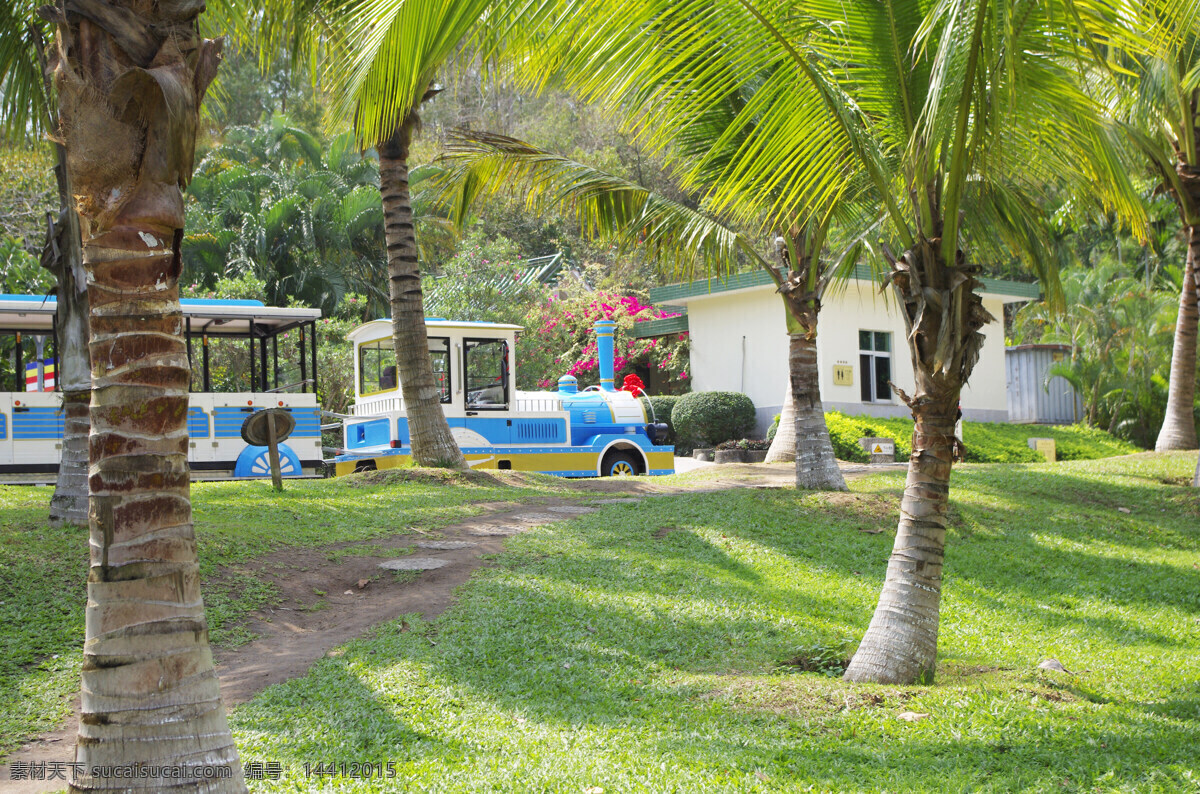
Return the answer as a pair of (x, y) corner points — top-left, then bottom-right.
(442, 129), (768, 280)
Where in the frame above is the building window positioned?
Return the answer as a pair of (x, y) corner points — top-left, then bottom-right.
(859, 330), (892, 403)
(464, 338), (509, 410)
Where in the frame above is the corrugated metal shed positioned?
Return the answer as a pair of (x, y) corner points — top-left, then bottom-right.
(1006, 344), (1082, 424)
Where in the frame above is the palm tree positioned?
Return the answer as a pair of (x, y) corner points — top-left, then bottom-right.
(508, 0), (1140, 683)
(1113, 3), (1200, 452)
(443, 130), (851, 489)
(306, 0), (514, 468)
(40, 1), (244, 788)
(0, 2), (89, 525)
(184, 117), (459, 319)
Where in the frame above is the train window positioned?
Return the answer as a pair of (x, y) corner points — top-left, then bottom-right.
(359, 339), (398, 396)
(429, 337), (451, 403)
(464, 338), (509, 410)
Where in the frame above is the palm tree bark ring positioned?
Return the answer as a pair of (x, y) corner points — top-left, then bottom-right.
(48, 2), (244, 788)
(378, 121), (467, 468)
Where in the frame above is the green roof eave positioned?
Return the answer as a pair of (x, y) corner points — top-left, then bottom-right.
(631, 314), (689, 338)
(649, 265), (1042, 304)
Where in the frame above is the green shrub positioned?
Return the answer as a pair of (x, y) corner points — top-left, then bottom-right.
(822, 411), (1138, 463)
(672, 391), (756, 450)
(766, 413), (781, 442)
(640, 395), (682, 446)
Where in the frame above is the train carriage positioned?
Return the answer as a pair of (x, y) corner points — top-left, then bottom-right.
(333, 319), (674, 477)
(0, 294), (324, 483)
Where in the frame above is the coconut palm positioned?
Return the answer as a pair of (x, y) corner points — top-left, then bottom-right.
(295, 0), (517, 468)
(442, 128), (855, 489)
(506, 0), (1140, 683)
(1111, 2), (1200, 452)
(184, 116), (458, 320)
(0, 1), (89, 525)
(38, 1), (243, 788)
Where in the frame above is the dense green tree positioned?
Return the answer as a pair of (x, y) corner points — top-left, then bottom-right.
(1105, 2), (1200, 453)
(184, 114), (455, 318)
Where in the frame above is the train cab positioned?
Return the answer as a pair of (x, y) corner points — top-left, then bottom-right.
(333, 319), (674, 477)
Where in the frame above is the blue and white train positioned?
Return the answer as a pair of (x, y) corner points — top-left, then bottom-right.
(333, 319), (674, 477)
(0, 294), (324, 483)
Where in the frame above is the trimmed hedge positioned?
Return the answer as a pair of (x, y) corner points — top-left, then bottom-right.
(672, 391), (756, 451)
(824, 410), (1139, 463)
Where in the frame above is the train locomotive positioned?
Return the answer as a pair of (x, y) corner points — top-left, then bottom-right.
(333, 319), (674, 477)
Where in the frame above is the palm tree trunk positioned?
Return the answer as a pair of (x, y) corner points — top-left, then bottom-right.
(45, 149), (90, 527)
(842, 396), (957, 683)
(1154, 224), (1199, 451)
(790, 333), (846, 489)
(378, 122), (467, 468)
(49, 5), (244, 790)
(763, 376), (795, 463)
(843, 239), (992, 685)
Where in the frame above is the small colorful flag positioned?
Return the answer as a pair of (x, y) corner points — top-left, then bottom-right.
(42, 359), (56, 391)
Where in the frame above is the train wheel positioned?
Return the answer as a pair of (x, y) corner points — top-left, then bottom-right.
(601, 450), (640, 477)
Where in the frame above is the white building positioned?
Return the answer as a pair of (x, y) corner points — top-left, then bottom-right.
(635, 268), (1039, 434)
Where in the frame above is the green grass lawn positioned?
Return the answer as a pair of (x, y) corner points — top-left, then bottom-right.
(0, 470), (571, 757)
(4, 454), (1198, 791)
(226, 454), (1200, 792)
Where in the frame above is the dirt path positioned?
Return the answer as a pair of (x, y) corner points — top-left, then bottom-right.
(3, 461), (892, 792)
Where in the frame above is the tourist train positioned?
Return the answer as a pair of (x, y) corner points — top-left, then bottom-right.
(332, 318), (675, 477)
(0, 295), (324, 483)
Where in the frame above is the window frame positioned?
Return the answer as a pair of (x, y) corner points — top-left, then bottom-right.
(358, 337), (399, 397)
(858, 330), (894, 404)
(462, 337), (510, 411)
(428, 336), (452, 404)
(357, 335), (454, 402)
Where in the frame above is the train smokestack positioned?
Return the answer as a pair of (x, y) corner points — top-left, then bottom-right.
(594, 320), (616, 391)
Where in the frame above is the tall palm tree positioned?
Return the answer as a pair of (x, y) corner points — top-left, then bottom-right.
(507, 0), (1140, 683)
(1113, 2), (1200, 453)
(442, 129), (853, 490)
(41, 1), (243, 787)
(310, 0), (513, 468)
(0, 2), (89, 525)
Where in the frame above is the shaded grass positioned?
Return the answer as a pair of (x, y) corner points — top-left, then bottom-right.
(229, 453), (1200, 792)
(0, 470), (571, 757)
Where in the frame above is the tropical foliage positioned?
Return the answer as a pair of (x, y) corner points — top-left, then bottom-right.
(421, 232), (554, 323)
(184, 115), (457, 318)
(516, 288), (689, 392)
(1013, 262), (1186, 448)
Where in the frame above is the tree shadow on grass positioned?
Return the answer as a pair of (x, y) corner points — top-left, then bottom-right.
(229, 651), (452, 770)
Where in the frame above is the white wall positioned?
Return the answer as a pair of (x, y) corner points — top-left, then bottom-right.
(678, 281), (1011, 433)
(684, 289), (790, 432)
